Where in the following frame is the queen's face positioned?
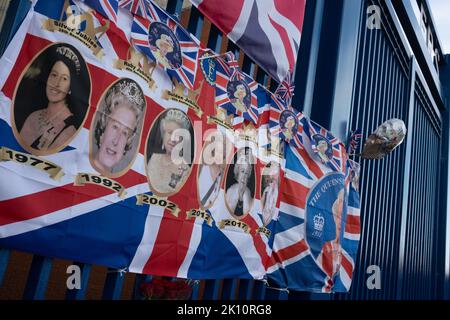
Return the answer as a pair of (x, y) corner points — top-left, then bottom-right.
(237, 165), (251, 185)
(162, 120), (182, 154)
(285, 116), (295, 129)
(46, 61), (71, 104)
(97, 103), (137, 171)
(236, 87), (246, 100)
(318, 140), (328, 153)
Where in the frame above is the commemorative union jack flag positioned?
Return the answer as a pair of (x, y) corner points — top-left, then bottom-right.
(347, 129), (363, 155)
(268, 92), (304, 148)
(82, 0), (119, 22)
(130, 1), (199, 89)
(274, 72), (295, 108)
(302, 118), (347, 173)
(190, 0), (306, 83)
(266, 125), (361, 292)
(119, 0), (150, 19)
(214, 52), (259, 124)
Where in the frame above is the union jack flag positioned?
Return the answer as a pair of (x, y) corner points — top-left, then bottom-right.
(269, 92), (304, 148)
(302, 118), (347, 173)
(274, 72), (295, 107)
(266, 127), (361, 292)
(82, 0), (119, 22)
(347, 129), (362, 155)
(190, 0), (306, 83)
(130, 1), (199, 89)
(214, 52), (259, 124)
(119, 0), (150, 19)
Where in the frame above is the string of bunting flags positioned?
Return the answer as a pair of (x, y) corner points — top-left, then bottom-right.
(0, 0), (364, 293)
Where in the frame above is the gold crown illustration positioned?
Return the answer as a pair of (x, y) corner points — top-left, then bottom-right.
(172, 78), (200, 102)
(236, 122), (257, 142)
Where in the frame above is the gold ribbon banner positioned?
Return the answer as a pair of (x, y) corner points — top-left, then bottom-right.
(136, 194), (180, 217)
(218, 219), (251, 234)
(186, 208), (213, 226)
(114, 59), (156, 91)
(0, 146), (64, 181)
(206, 115), (234, 131)
(162, 90), (203, 118)
(74, 173), (126, 198)
(42, 19), (104, 58)
(256, 226), (271, 238)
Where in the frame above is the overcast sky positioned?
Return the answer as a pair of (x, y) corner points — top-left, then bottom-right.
(428, 0), (450, 53)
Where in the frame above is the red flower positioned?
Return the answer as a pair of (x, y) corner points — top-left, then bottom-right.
(140, 278), (193, 300)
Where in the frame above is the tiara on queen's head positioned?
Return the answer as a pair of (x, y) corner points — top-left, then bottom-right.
(56, 46), (81, 74)
(164, 109), (190, 129)
(118, 80), (145, 107)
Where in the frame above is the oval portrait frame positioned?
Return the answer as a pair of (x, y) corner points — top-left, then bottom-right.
(145, 108), (195, 197)
(226, 79), (251, 113)
(260, 161), (281, 226)
(224, 147), (256, 220)
(196, 130), (233, 210)
(11, 42), (91, 156)
(279, 109), (299, 140)
(148, 21), (182, 70)
(89, 78), (147, 178)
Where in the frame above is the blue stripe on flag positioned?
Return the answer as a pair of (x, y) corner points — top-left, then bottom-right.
(285, 145), (312, 179)
(187, 222), (252, 279)
(0, 195), (149, 269)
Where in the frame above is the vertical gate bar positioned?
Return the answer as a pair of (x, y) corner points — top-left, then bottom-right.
(165, 0), (184, 17)
(190, 280), (201, 300)
(207, 24), (222, 54)
(0, 248), (10, 287)
(203, 279), (221, 300)
(396, 60), (416, 300)
(132, 274), (152, 300)
(186, 5), (203, 40)
(65, 263), (92, 300)
(0, 0), (31, 55)
(102, 269), (125, 300)
(237, 279), (252, 300)
(252, 280), (266, 300)
(221, 279), (237, 300)
(23, 255), (53, 300)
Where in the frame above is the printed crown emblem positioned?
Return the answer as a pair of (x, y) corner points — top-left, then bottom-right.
(213, 105), (234, 126)
(237, 122), (257, 142)
(313, 213), (325, 232)
(173, 79), (200, 102)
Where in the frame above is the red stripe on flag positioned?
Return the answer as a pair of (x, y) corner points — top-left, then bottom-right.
(141, 179), (198, 276)
(268, 239), (308, 268)
(345, 214), (360, 234)
(182, 57), (195, 71)
(0, 170), (147, 226)
(197, 0), (245, 36)
(281, 180), (307, 209)
(341, 254), (353, 279)
(273, 0), (306, 33)
(296, 147), (325, 179)
(268, 16), (295, 71)
(242, 214), (272, 264)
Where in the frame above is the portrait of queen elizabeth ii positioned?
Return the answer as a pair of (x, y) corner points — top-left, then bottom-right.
(146, 108), (194, 196)
(224, 147), (256, 219)
(90, 78), (146, 177)
(148, 22), (182, 70)
(13, 43), (90, 156)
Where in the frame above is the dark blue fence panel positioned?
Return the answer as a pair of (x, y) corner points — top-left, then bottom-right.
(336, 0), (412, 300)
